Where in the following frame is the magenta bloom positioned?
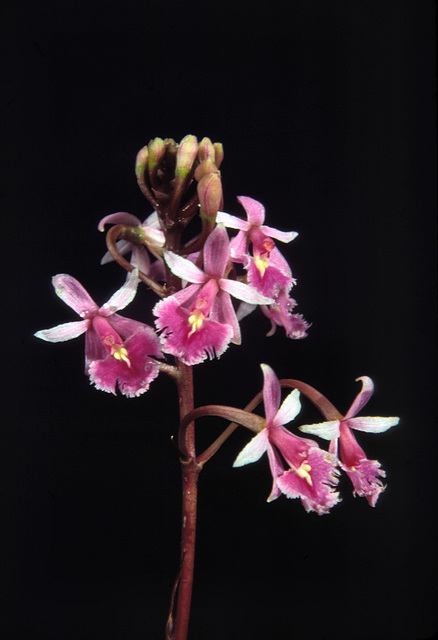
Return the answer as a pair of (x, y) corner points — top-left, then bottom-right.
(217, 197), (309, 339)
(99, 211), (166, 280)
(300, 377), (399, 506)
(35, 270), (163, 397)
(233, 364), (340, 515)
(217, 196), (296, 298)
(153, 225), (274, 365)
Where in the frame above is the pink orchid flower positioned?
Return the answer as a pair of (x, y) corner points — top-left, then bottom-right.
(218, 197), (309, 339)
(99, 211), (166, 280)
(233, 364), (340, 515)
(217, 196), (297, 299)
(299, 377), (399, 506)
(153, 224), (274, 366)
(34, 270), (163, 397)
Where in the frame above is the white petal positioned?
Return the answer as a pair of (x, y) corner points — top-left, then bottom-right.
(236, 302), (256, 321)
(219, 279), (274, 305)
(347, 416), (400, 433)
(233, 429), (269, 467)
(164, 252), (207, 283)
(34, 320), (89, 342)
(260, 225), (298, 243)
(299, 420), (341, 440)
(216, 211), (249, 231)
(274, 389), (301, 427)
(99, 269), (140, 316)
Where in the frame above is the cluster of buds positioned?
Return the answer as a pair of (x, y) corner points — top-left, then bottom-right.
(35, 135), (398, 515)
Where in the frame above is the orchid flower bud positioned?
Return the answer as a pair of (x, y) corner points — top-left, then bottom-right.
(198, 137), (215, 162)
(197, 172), (223, 220)
(135, 146), (149, 179)
(213, 142), (224, 168)
(175, 134), (199, 178)
(194, 158), (219, 182)
(148, 137), (165, 172)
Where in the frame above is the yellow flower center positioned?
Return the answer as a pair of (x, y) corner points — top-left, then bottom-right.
(254, 253), (270, 277)
(188, 308), (205, 336)
(104, 336), (131, 367)
(296, 462), (313, 486)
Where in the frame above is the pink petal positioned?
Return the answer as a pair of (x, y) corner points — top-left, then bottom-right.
(108, 315), (162, 355)
(266, 443), (285, 502)
(269, 424), (318, 459)
(164, 252), (207, 284)
(211, 290), (241, 345)
(342, 458), (386, 507)
(229, 231), (250, 262)
(268, 246), (294, 278)
(346, 416), (399, 433)
(261, 364), (281, 425)
(338, 423), (367, 468)
(34, 319), (89, 342)
(274, 389), (301, 427)
(99, 269), (140, 316)
(153, 284), (202, 322)
(344, 376), (374, 419)
(237, 195), (265, 226)
(219, 279), (274, 305)
(233, 429), (269, 467)
(52, 274), (99, 318)
(98, 211), (142, 232)
(203, 224), (230, 278)
(276, 448), (340, 515)
(247, 262), (292, 299)
(154, 296), (232, 365)
(85, 326), (107, 371)
(88, 328), (160, 397)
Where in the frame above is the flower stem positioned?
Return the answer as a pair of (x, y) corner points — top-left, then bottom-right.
(171, 361), (201, 640)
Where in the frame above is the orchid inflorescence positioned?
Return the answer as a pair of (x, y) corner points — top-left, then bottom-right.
(34, 135), (399, 638)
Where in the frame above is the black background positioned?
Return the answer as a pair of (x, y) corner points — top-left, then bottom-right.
(2, 2), (436, 639)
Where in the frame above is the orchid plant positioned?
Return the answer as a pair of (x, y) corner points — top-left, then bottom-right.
(34, 135), (399, 640)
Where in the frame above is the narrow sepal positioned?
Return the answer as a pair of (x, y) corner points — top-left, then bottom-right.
(52, 274), (99, 318)
(233, 429), (269, 467)
(99, 269), (140, 316)
(164, 252), (207, 284)
(344, 376), (375, 419)
(299, 420), (341, 440)
(274, 389), (301, 427)
(346, 416), (400, 433)
(261, 363), (281, 425)
(219, 279), (274, 305)
(34, 320), (89, 342)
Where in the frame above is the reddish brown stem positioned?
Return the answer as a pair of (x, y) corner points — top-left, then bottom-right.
(172, 361), (200, 640)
